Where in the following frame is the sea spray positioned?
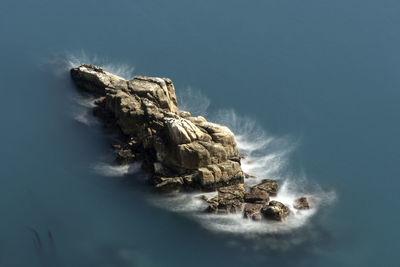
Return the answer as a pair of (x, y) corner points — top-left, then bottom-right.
(47, 51), (135, 80)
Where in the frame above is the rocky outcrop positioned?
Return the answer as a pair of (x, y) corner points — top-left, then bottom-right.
(71, 64), (244, 192)
(70, 64), (304, 224)
(261, 201), (290, 221)
(293, 197), (310, 210)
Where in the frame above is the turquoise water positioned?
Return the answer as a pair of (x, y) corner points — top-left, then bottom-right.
(1, 0), (400, 266)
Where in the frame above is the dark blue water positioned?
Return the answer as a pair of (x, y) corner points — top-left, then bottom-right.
(1, 0), (400, 266)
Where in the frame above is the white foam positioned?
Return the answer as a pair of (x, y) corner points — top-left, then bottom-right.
(93, 163), (141, 177)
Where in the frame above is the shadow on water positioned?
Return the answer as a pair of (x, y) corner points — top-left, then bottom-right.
(27, 227), (66, 267)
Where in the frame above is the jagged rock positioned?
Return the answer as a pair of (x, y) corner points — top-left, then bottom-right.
(293, 197), (310, 210)
(250, 179), (279, 196)
(243, 203), (263, 221)
(207, 184), (245, 214)
(244, 191), (269, 204)
(70, 64), (244, 192)
(261, 201), (290, 221)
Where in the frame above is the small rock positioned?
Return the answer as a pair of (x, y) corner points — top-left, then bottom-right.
(116, 149), (135, 165)
(293, 197), (310, 210)
(261, 201), (290, 221)
(252, 213), (262, 221)
(94, 96), (106, 107)
(207, 184), (245, 214)
(244, 173), (256, 178)
(111, 143), (122, 149)
(250, 179), (279, 196)
(243, 203), (263, 221)
(149, 176), (184, 193)
(244, 191), (269, 204)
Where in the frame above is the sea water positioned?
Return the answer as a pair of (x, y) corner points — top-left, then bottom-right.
(1, 0), (400, 266)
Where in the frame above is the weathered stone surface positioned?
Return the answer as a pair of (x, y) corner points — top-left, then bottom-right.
(244, 191), (269, 204)
(71, 64), (127, 95)
(71, 64), (244, 192)
(243, 203), (263, 221)
(261, 201), (290, 221)
(250, 179), (280, 196)
(293, 197), (310, 210)
(207, 184), (245, 214)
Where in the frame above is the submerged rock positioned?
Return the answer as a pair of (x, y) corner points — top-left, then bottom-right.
(71, 64), (244, 192)
(261, 201), (290, 221)
(293, 197), (310, 210)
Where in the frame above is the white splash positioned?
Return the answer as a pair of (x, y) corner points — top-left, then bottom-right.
(48, 50), (135, 79)
(71, 94), (99, 126)
(177, 87), (211, 117)
(47, 51), (135, 125)
(93, 162), (141, 177)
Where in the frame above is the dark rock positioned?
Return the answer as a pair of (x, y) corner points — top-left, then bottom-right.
(116, 149), (135, 165)
(243, 203), (263, 221)
(261, 201), (290, 221)
(244, 191), (269, 204)
(250, 179), (279, 196)
(293, 197), (310, 210)
(244, 172), (256, 179)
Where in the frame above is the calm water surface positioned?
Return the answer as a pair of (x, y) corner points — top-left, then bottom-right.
(1, 0), (400, 266)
